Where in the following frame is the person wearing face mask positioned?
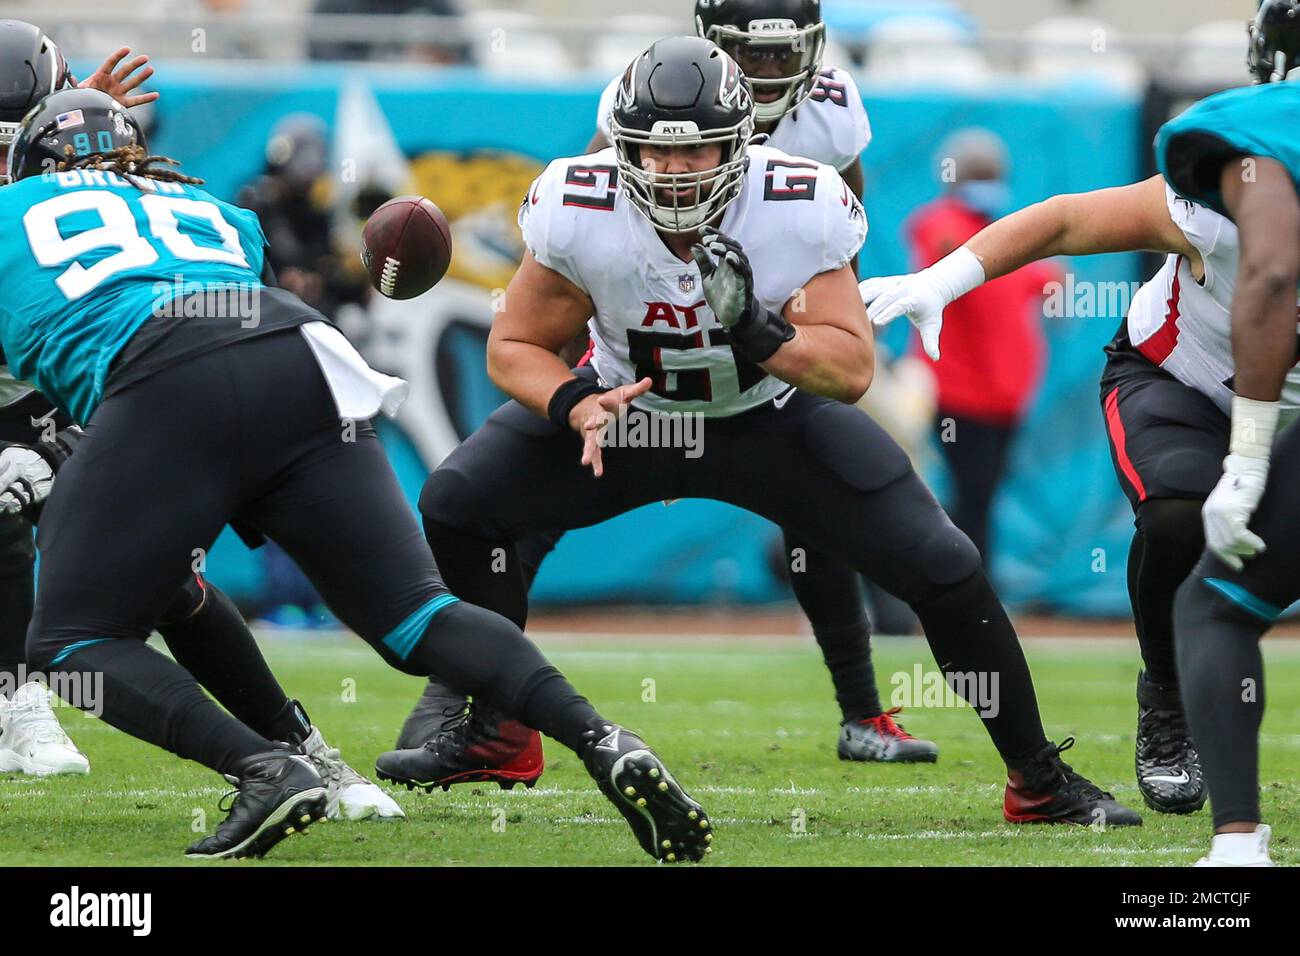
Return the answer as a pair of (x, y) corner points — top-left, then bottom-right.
(903, 128), (1060, 564)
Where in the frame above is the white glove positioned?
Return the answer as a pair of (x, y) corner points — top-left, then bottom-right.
(858, 246), (987, 361)
(1202, 454), (1269, 571)
(859, 272), (948, 360)
(0, 447), (54, 515)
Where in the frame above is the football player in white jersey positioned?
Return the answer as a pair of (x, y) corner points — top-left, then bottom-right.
(381, 37), (1141, 833)
(857, 8), (1300, 825)
(390, 0), (928, 784)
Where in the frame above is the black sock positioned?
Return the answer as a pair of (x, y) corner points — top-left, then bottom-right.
(911, 569), (1047, 765)
(811, 620), (881, 722)
(56, 638), (272, 776)
(1173, 576), (1266, 829)
(1129, 498), (1205, 687)
(403, 596), (602, 754)
(157, 583), (293, 740)
(0, 515), (34, 684)
(784, 532), (881, 721)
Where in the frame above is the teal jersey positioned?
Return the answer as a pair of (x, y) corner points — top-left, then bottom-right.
(1156, 81), (1300, 218)
(0, 169), (268, 423)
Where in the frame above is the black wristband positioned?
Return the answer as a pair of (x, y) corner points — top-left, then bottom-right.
(728, 301), (796, 363)
(32, 426), (85, 474)
(548, 377), (608, 430)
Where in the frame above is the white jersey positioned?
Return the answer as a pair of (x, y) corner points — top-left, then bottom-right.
(596, 65), (871, 173)
(518, 144), (867, 417)
(1126, 184), (1300, 422)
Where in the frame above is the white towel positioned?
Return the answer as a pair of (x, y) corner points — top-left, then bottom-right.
(299, 322), (409, 419)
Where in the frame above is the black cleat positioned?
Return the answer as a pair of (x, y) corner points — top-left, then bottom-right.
(1135, 672), (1206, 815)
(1004, 738), (1142, 828)
(376, 700), (543, 792)
(186, 751), (327, 860)
(395, 679), (471, 750)
(582, 723), (711, 863)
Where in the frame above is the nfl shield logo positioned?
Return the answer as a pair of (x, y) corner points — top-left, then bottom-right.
(678, 274), (695, 294)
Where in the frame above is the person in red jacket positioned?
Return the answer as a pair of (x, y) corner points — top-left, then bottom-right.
(905, 129), (1059, 561)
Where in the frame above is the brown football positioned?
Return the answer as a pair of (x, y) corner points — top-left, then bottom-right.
(361, 195), (452, 300)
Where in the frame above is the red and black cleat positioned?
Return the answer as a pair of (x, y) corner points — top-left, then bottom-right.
(838, 707), (939, 763)
(1004, 737), (1142, 828)
(375, 701), (543, 792)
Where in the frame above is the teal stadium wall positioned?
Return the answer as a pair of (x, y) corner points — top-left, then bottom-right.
(117, 62), (1143, 615)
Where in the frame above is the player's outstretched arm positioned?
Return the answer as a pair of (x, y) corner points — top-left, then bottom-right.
(1199, 157), (1300, 571)
(861, 175), (1197, 359)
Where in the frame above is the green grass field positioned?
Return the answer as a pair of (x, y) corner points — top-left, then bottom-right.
(1, 633), (1297, 867)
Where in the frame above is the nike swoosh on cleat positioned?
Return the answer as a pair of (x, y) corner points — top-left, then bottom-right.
(1143, 771), (1190, 785)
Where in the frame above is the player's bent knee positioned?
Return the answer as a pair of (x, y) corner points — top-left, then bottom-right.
(1136, 497), (1205, 562)
(885, 520), (983, 606)
(156, 575), (207, 627)
(419, 466), (495, 534)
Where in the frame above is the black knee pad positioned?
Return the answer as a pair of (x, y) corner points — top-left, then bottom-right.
(0, 514), (35, 577)
(419, 466), (493, 534)
(881, 516), (982, 606)
(1135, 497), (1205, 566)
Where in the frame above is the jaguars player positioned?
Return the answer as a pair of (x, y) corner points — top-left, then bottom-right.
(383, 36), (1140, 830)
(392, 0), (937, 787)
(0, 19), (158, 775)
(1, 87), (704, 862)
(1157, 0), (1300, 866)
(860, 1), (1300, 845)
(0, 22), (402, 824)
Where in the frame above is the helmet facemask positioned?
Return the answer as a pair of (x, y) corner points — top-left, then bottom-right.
(698, 17), (824, 124)
(613, 118), (752, 233)
(1247, 1), (1300, 84)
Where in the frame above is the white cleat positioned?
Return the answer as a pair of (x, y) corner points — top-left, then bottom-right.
(1194, 824), (1274, 867)
(0, 681), (90, 776)
(301, 726), (404, 821)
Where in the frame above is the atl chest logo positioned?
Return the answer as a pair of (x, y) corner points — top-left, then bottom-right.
(641, 300), (709, 330)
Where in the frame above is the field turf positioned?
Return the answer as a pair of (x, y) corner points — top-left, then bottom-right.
(1, 632), (1296, 867)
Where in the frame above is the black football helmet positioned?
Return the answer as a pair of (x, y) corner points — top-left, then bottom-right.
(6, 87), (144, 184)
(1249, 0), (1300, 83)
(610, 36), (754, 234)
(0, 20), (75, 182)
(695, 0), (825, 125)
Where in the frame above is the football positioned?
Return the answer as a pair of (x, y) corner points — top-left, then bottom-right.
(361, 195), (452, 299)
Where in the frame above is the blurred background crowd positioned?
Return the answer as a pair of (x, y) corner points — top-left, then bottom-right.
(2, 0), (1262, 624)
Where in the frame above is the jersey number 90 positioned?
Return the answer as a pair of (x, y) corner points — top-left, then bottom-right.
(22, 190), (250, 300)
